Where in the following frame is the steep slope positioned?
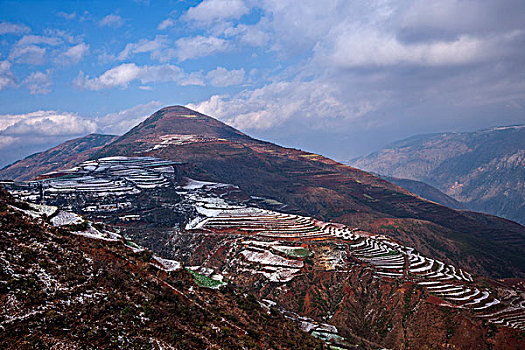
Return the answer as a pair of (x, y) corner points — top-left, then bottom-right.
(351, 126), (525, 224)
(93, 106), (525, 279)
(380, 175), (464, 209)
(0, 188), (323, 349)
(0, 133), (118, 181)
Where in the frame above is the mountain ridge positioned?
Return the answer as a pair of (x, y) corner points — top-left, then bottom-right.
(379, 175), (465, 210)
(92, 105), (525, 279)
(351, 125), (525, 224)
(0, 133), (118, 181)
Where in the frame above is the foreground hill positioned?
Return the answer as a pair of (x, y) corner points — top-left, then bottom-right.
(92, 106), (525, 279)
(0, 133), (118, 181)
(0, 188), (323, 349)
(351, 126), (525, 225)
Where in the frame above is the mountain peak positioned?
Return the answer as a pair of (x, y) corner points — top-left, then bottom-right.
(157, 105), (198, 113)
(141, 105), (216, 126)
(95, 106), (253, 158)
(134, 105), (250, 139)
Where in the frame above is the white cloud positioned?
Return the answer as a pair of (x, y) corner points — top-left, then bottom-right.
(9, 45), (47, 65)
(174, 35), (230, 61)
(254, 0), (346, 55)
(399, 0), (525, 37)
(190, 0), (525, 145)
(239, 25), (269, 46)
(23, 70), (52, 94)
(74, 64), (140, 90)
(16, 35), (62, 46)
(187, 80), (377, 130)
(158, 18), (174, 30)
(8, 35), (63, 65)
(57, 11), (76, 20)
(206, 67), (244, 87)
(73, 63), (246, 90)
(117, 35), (167, 61)
(0, 111), (96, 138)
(99, 14), (123, 27)
(185, 0), (249, 25)
(320, 29), (496, 67)
(97, 101), (163, 134)
(74, 63), (184, 90)
(151, 48), (178, 63)
(178, 66), (245, 87)
(0, 61), (17, 90)
(0, 110), (98, 166)
(0, 102), (164, 166)
(61, 42), (90, 64)
(0, 102), (162, 155)
(0, 22), (30, 35)
(223, 22), (270, 46)
(179, 71), (206, 86)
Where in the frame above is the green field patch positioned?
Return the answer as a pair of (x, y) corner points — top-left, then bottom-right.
(123, 237), (141, 249)
(311, 331), (352, 348)
(186, 269), (225, 289)
(273, 246), (313, 257)
(374, 250), (400, 257)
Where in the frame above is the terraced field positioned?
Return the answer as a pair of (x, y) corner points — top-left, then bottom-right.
(4, 156), (180, 200)
(43, 156), (178, 192)
(1, 156), (189, 227)
(184, 199), (525, 332)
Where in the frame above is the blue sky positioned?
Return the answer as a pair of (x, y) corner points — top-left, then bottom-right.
(1, 0), (525, 167)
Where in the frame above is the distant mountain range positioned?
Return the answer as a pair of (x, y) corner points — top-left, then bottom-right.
(351, 125), (525, 225)
(0, 133), (118, 181)
(379, 175), (464, 210)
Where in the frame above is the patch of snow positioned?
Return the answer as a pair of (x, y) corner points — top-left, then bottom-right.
(73, 225), (121, 241)
(28, 203), (58, 217)
(474, 299), (500, 310)
(260, 266), (301, 282)
(50, 211), (83, 227)
(240, 249), (303, 268)
(185, 216), (208, 230)
(181, 178), (218, 190)
(153, 256), (181, 271)
(9, 205), (41, 218)
(196, 206), (223, 217)
(211, 274), (224, 282)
